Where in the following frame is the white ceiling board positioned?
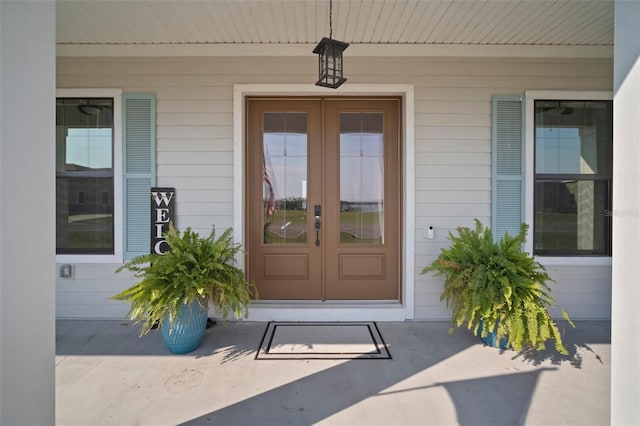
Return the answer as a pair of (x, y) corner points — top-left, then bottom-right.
(56, 0), (614, 56)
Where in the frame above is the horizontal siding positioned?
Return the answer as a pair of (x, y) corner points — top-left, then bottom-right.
(546, 265), (612, 319)
(156, 151), (233, 165)
(157, 125), (233, 139)
(56, 303), (131, 319)
(415, 112), (490, 127)
(157, 112), (233, 126)
(416, 177), (491, 191)
(416, 100), (491, 114)
(156, 176), (233, 190)
(156, 100), (232, 113)
(156, 164), (234, 177)
(415, 152), (491, 166)
(415, 203), (491, 218)
(57, 55), (613, 319)
(415, 190), (490, 204)
(168, 189), (233, 203)
(415, 125), (490, 140)
(415, 165), (491, 178)
(416, 140), (489, 153)
(156, 139), (232, 152)
(56, 265), (134, 319)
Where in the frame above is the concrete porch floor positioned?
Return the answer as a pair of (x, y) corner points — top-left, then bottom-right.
(56, 320), (610, 426)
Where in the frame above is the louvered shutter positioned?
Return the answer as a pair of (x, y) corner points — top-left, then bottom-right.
(492, 95), (525, 240)
(123, 93), (156, 259)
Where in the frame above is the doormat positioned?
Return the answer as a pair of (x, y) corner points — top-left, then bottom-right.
(255, 321), (392, 360)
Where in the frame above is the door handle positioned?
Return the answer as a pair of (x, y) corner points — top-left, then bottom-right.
(314, 205), (321, 247)
(314, 217), (321, 247)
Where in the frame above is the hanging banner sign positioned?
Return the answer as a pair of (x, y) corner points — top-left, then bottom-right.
(151, 187), (176, 254)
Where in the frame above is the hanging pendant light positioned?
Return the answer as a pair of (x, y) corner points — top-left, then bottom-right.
(313, 0), (349, 89)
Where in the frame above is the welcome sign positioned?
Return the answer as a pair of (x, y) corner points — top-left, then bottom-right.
(151, 187), (176, 254)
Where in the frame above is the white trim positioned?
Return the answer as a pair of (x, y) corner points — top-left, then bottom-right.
(246, 303), (406, 322)
(233, 84), (245, 271)
(233, 83), (415, 321)
(57, 43), (613, 59)
(404, 86), (416, 320)
(536, 256), (612, 267)
(56, 88), (123, 264)
(524, 90), (613, 261)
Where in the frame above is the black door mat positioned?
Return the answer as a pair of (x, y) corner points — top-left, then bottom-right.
(255, 321), (392, 360)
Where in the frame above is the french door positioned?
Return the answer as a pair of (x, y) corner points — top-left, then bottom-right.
(246, 98), (401, 301)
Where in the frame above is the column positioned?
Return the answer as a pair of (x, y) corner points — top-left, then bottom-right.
(612, 1), (640, 424)
(0, 2), (56, 424)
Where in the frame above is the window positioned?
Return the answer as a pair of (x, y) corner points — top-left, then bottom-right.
(56, 89), (123, 262)
(57, 98), (114, 254)
(533, 100), (612, 256)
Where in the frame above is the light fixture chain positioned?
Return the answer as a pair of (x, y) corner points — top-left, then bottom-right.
(329, 0), (333, 39)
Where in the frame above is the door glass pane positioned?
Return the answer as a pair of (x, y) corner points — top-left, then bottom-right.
(263, 112), (308, 244)
(340, 112), (384, 244)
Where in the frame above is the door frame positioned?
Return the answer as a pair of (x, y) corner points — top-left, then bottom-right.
(233, 84), (415, 321)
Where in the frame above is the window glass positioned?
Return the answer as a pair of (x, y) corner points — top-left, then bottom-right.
(262, 112), (308, 244)
(534, 180), (609, 255)
(340, 112), (384, 244)
(534, 100), (612, 256)
(535, 101), (612, 175)
(56, 98), (114, 254)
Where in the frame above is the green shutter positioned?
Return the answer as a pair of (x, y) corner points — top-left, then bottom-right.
(492, 95), (525, 241)
(123, 93), (156, 259)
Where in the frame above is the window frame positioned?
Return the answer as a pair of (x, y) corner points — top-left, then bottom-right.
(525, 90), (612, 266)
(56, 88), (123, 264)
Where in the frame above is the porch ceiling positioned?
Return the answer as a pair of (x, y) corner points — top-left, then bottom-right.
(57, 0), (613, 48)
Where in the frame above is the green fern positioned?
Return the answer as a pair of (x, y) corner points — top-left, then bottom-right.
(113, 225), (256, 336)
(422, 219), (574, 355)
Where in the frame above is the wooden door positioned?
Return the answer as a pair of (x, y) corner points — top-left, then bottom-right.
(246, 98), (401, 301)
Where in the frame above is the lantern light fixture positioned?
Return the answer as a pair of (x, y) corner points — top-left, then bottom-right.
(313, 0), (349, 89)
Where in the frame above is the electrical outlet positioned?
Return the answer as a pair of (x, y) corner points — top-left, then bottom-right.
(60, 264), (73, 278)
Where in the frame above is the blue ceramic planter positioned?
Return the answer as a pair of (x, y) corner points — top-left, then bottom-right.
(478, 320), (509, 350)
(161, 300), (208, 354)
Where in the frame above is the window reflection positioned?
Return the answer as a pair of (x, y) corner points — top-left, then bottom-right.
(534, 180), (609, 254)
(533, 100), (612, 255)
(340, 112), (384, 244)
(56, 98), (114, 254)
(263, 112), (308, 244)
(64, 128), (112, 171)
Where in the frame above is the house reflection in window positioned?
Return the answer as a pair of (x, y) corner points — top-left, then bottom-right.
(56, 98), (115, 254)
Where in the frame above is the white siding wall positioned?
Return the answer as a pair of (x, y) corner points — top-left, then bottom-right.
(56, 56), (613, 320)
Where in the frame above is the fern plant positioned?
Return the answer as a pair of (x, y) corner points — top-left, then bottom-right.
(422, 220), (573, 355)
(113, 225), (256, 336)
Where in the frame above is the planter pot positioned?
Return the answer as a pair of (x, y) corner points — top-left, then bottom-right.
(161, 300), (208, 354)
(478, 320), (509, 350)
